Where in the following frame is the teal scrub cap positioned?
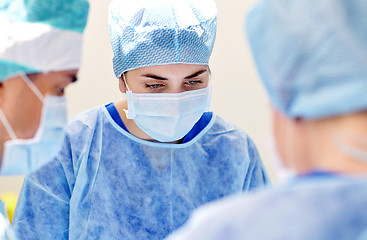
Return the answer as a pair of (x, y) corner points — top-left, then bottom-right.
(109, 0), (217, 78)
(0, 0), (89, 82)
(246, 0), (367, 119)
(0, 0), (89, 33)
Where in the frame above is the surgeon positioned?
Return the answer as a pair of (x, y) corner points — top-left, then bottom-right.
(0, 0), (89, 175)
(12, 0), (269, 239)
(0, 0), (89, 239)
(165, 0), (367, 239)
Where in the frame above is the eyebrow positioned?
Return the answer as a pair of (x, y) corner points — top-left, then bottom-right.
(184, 69), (208, 79)
(142, 74), (168, 80)
(142, 69), (208, 81)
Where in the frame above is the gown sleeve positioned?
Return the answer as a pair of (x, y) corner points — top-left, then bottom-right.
(242, 136), (271, 192)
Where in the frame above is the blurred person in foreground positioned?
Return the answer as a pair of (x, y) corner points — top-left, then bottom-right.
(165, 0), (367, 239)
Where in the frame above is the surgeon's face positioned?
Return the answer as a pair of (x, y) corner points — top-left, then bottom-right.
(119, 64), (210, 93)
(0, 69), (78, 140)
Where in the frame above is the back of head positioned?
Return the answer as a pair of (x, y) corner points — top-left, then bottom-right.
(246, 0), (367, 174)
(108, 0), (217, 78)
(0, 0), (89, 82)
(246, 0), (367, 119)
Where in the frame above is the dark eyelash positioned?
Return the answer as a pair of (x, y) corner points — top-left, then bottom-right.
(187, 80), (203, 84)
(145, 84), (164, 89)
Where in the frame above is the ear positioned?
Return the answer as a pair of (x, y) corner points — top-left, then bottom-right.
(271, 107), (303, 168)
(271, 108), (287, 161)
(118, 77), (127, 93)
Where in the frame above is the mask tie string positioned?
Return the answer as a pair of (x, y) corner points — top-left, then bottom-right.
(0, 107), (17, 140)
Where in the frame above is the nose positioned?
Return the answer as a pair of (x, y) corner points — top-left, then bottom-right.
(165, 80), (186, 93)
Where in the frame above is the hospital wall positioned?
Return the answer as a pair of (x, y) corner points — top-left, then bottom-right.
(0, 0), (275, 195)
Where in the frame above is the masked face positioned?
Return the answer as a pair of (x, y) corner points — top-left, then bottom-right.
(120, 64), (212, 143)
(0, 72), (74, 175)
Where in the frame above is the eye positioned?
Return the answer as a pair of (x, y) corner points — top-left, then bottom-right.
(185, 80), (203, 86)
(145, 83), (165, 89)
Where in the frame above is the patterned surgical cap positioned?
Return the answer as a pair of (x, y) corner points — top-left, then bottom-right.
(109, 0), (217, 78)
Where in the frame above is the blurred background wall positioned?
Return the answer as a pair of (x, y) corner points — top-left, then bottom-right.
(0, 0), (274, 195)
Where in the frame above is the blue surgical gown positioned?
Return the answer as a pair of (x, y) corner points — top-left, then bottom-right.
(165, 173), (367, 240)
(12, 105), (269, 240)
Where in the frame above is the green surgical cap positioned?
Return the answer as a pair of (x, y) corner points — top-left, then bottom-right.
(0, 0), (89, 82)
(0, 0), (89, 33)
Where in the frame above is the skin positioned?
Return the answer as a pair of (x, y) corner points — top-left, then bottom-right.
(0, 70), (78, 162)
(114, 63), (210, 143)
(273, 108), (367, 175)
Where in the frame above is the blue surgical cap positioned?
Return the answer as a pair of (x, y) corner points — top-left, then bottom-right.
(109, 0), (217, 78)
(246, 0), (367, 119)
(0, 0), (89, 82)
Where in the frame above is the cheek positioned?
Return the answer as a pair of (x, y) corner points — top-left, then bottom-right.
(15, 97), (43, 139)
(202, 80), (210, 88)
(28, 103), (43, 127)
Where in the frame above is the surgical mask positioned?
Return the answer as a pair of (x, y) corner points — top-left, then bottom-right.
(123, 74), (212, 142)
(266, 135), (296, 185)
(0, 74), (68, 175)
